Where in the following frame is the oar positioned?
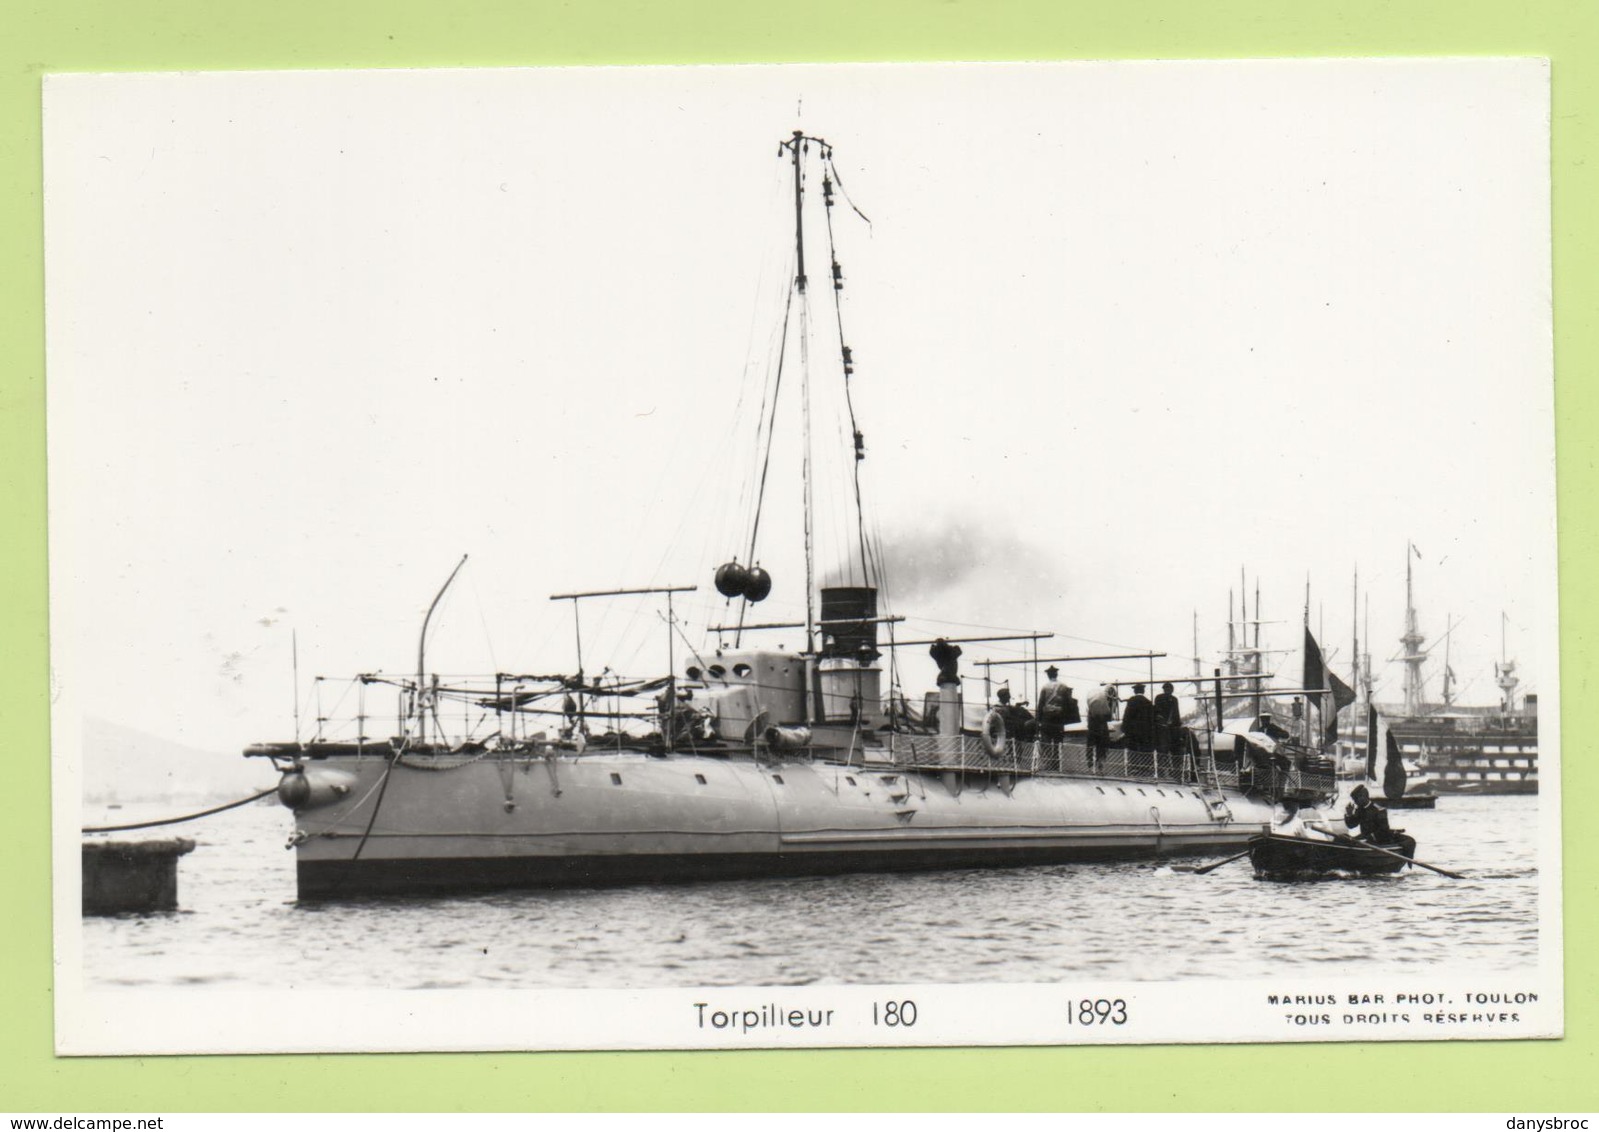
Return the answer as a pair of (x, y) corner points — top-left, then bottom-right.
(1192, 848), (1253, 875)
(1309, 823), (1465, 880)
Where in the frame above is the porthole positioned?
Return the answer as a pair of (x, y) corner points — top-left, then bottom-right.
(694, 774), (707, 785)
(1095, 786), (1105, 795)
(685, 665), (702, 680)
(707, 664), (726, 679)
(732, 663), (752, 677)
(610, 773), (623, 786)
(772, 774), (785, 785)
(846, 776), (857, 786)
(1136, 788), (1146, 796)
(1116, 787), (1126, 795)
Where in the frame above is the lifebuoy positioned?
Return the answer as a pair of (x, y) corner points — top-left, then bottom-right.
(981, 709), (1007, 756)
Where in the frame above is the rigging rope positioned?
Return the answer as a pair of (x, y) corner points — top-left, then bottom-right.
(825, 154), (873, 229)
(821, 163), (875, 590)
(83, 785), (281, 833)
(737, 281), (798, 647)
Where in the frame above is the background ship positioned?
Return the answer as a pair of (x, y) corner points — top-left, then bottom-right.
(1325, 548), (1538, 797)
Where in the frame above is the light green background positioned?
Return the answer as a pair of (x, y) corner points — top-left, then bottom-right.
(4, 0), (1593, 1113)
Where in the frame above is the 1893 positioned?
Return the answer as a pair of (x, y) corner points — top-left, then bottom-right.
(1067, 999), (1128, 1026)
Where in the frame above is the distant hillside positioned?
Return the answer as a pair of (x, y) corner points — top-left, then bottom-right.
(80, 717), (273, 804)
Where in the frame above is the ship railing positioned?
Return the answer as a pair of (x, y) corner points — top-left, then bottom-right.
(883, 734), (1202, 786)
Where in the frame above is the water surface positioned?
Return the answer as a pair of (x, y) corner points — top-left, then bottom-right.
(81, 795), (1540, 989)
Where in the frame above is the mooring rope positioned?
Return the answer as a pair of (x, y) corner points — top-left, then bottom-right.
(82, 785), (281, 834)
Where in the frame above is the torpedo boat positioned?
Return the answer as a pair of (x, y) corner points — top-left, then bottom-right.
(248, 132), (1339, 899)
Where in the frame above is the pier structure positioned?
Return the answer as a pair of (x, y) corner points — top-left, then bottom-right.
(82, 838), (196, 915)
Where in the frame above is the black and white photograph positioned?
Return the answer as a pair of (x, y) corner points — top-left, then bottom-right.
(46, 60), (1559, 1053)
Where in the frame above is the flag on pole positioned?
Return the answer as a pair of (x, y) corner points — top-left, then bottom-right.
(1384, 727), (1408, 799)
(1304, 628), (1357, 744)
(1365, 702), (1379, 780)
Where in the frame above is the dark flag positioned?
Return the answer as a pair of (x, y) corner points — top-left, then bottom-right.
(1304, 628), (1358, 744)
(1383, 728), (1408, 799)
(1365, 702), (1379, 780)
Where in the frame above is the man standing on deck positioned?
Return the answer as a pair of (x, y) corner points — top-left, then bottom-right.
(995, 685), (1034, 740)
(1122, 683), (1156, 758)
(1154, 682), (1183, 776)
(1036, 666), (1076, 740)
(1085, 683), (1118, 772)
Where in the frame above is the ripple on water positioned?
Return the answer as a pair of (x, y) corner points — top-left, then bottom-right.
(80, 797), (1545, 989)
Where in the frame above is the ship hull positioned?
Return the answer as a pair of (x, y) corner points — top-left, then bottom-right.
(283, 748), (1278, 899)
(1422, 778), (1538, 796)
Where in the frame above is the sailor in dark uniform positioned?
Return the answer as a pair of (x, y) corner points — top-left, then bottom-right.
(1121, 683), (1156, 754)
(930, 638), (962, 686)
(995, 686), (1036, 741)
(1343, 784), (1417, 860)
(1153, 681), (1182, 776)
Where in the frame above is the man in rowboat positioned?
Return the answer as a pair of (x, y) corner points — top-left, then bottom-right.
(1343, 784), (1418, 859)
(1275, 800), (1334, 840)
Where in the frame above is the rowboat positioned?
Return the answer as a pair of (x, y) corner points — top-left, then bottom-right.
(1248, 830), (1418, 879)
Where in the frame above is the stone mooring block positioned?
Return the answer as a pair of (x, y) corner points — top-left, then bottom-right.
(82, 837), (197, 915)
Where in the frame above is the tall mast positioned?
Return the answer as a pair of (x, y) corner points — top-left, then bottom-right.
(1253, 574), (1261, 652)
(1351, 566), (1360, 705)
(1303, 575), (1312, 746)
(1363, 593), (1371, 697)
(783, 130), (817, 654)
(1227, 588), (1235, 677)
(1252, 575), (1263, 719)
(790, 130), (808, 293)
(1444, 612), (1455, 706)
(1495, 610), (1519, 718)
(1401, 541), (1426, 716)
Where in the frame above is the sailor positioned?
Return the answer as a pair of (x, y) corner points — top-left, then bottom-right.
(1153, 681), (1183, 776)
(1085, 683), (1118, 772)
(655, 687), (700, 744)
(995, 685), (1035, 741)
(1122, 683), (1156, 754)
(1342, 784), (1392, 841)
(1036, 665), (1078, 742)
(1342, 784), (1417, 858)
(1275, 801), (1331, 841)
(1276, 800), (1310, 838)
(929, 638), (963, 686)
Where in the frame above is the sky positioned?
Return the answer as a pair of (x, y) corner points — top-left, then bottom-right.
(44, 60), (1555, 755)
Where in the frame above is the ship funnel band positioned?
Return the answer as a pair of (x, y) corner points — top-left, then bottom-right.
(819, 586), (878, 659)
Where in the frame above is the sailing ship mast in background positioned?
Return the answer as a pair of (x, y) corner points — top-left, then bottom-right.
(1225, 569), (1288, 721)
(1400, 540), (1428, 717)
(1496, 611), (1521, 720)
(1441, 612), (1457, 709)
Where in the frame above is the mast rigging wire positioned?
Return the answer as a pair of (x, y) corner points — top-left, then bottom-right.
(820, 161), (876, 590)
